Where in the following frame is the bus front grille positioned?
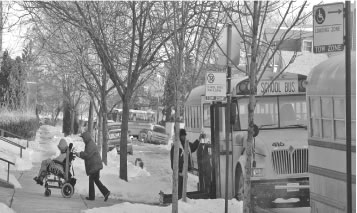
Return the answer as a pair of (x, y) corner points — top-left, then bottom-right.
(271, 148), (308, 175)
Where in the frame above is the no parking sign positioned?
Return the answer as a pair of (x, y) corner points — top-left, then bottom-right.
(205, 71), (226, 101)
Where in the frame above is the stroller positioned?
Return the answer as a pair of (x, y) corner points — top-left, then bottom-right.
(43, 143), (77, 198)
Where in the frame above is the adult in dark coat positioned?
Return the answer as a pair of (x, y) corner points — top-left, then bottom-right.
(170, 128), (203, 198)
(76, 131), (110, 201)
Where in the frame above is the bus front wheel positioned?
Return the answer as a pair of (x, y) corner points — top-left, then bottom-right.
(235, 165), (244, 201)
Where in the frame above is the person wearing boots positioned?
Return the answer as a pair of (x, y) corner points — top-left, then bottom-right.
(76, 131), (110, 201)
(33, 138), (68, 185)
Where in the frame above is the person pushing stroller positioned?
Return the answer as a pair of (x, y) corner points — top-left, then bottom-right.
(34, 138), (68, 185)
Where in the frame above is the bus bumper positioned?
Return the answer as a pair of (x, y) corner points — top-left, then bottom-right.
(251, 177), (310, 207)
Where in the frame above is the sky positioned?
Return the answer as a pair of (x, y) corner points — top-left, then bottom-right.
(1, 0), (352, 58)
(0, 125), (243, 213)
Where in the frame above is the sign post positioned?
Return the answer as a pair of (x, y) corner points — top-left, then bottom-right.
(345, 2), (352, 213)
(313, 3), (344, 53)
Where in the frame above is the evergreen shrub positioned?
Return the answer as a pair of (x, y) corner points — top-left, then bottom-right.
(0, 109), (39, 140)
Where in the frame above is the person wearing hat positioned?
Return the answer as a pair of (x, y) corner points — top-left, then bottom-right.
(170, 128), (204, 198)
(75, 131), (110, 202)
(34, 138), (68, 185)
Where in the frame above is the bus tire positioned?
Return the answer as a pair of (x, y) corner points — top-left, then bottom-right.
(235, 164), (244, 201)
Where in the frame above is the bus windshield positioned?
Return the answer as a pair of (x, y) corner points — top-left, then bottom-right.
(235, 95), (307, 130)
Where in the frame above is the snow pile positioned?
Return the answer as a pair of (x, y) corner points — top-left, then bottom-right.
(83, 198), (242, 213)
(0, 124), (244, 213)
(0, 203), (16, 213)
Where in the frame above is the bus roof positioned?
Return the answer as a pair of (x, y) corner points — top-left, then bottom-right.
(307, 52), (356, 96)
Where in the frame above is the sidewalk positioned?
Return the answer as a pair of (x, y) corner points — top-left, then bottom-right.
(0, 162), (122, 213)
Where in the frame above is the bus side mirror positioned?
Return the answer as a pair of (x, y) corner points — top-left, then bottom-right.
(230, 103), (237, 125)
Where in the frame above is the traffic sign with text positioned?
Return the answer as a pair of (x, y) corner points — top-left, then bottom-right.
(205, 71), (226, 100)
(313, 3), (344, 53)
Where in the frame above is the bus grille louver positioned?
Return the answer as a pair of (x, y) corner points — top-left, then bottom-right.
(271, 148), (308, 175)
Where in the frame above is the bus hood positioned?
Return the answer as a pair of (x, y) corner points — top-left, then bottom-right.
(255, 128), (308, 153)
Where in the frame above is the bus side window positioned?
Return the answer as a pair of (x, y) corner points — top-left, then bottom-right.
(203, 104), (210, 127)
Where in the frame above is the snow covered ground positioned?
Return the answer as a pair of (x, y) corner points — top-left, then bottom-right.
(0, 125), (243, 213)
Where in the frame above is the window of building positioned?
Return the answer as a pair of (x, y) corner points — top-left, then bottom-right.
(303, 40), (313, 52)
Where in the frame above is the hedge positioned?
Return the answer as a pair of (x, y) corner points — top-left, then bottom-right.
(0, 109), (39, 140)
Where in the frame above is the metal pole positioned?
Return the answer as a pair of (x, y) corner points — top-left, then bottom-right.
(344, 2), (352, 213)
(225, 24), (232, 213)
(157, 96), (160, 124)
(7, 163), (9, 182)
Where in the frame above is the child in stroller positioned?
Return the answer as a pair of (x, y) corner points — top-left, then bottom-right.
(34, 138), (77, 198)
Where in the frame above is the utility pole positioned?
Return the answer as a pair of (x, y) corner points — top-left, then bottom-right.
(224, 23), (232, 213)
(344, 2), (352, 213)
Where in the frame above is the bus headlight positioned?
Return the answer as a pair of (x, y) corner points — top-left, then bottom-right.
(252, 168), (264, 177)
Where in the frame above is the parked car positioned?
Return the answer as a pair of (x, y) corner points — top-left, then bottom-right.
(107, 122), (133, 155)
(139, 124), (169, 145)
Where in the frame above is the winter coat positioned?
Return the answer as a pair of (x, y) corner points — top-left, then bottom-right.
(79, 132), (103, 175)
(170, 139), (199, 174)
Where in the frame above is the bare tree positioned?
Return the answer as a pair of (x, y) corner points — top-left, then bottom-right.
(161, 1), (224, 211)
(215, 1), (310, 212)
(22, 1), (195, 181)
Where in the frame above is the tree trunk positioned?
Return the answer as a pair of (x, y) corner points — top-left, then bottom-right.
(97, 113), (102, 154)
(182, 138), (189, 201)
(172, 121), (180, 213)
(244, 2), (260, 213)
(70, 103), (75, 135)
(101, 70), (108, 165)
(88, 100), (94, 134)
(119, 96), (129, 181)
(0, 1), (2, 58)
(62, 102), (71, 136)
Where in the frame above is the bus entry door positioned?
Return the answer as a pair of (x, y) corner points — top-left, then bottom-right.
(210, 103), (234, 199)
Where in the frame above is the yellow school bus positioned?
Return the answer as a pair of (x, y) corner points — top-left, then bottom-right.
(307, 53), (356, 213)
(184, 71), (309, 207)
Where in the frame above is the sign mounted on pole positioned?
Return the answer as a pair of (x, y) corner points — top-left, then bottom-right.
(205, 70), (226, 101)
(313, 3), (344, 53)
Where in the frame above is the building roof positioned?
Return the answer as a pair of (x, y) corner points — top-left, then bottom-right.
(264, 28), (313, 42)
(279, 51), (328, 76)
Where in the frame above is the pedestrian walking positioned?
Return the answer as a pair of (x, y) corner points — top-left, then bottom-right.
(170, 128), (204, 198)
(76, 131), (110, 201)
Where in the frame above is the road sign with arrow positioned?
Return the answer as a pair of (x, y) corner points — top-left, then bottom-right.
(313, 3), (344, 53)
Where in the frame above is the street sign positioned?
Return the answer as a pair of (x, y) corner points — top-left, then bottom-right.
(217, 26), (241, 66)
(205, 71), (226, 101)
(313, 3), (344, 53)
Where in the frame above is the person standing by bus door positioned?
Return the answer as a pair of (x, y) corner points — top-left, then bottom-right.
(170, 128), (204, 198)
